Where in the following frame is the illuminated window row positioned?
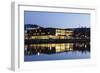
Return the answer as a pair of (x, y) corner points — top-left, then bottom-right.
(30, 35), (70, 39)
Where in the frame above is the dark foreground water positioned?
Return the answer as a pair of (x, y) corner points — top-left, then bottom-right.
(24, 42), (90, 61)
(24, 51), (90, 61)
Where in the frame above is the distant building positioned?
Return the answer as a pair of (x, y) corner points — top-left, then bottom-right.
(56, 29), (73, 39)
(24, 24), (73, 40)
(24, 24), (90, 55)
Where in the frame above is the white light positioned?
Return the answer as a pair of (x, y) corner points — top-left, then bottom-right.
(37, 52), (40, 55)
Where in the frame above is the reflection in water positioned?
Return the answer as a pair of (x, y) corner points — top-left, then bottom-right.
(24, 43), (90, 61)
(24, 43), (90, 55)
(74, 43), (90, 52)
(24, 51), (90, 61)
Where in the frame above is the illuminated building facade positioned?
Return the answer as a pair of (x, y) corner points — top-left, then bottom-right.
(24, 24), (90, 55)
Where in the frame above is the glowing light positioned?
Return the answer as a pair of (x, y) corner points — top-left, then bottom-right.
(37, 52), (40, 55)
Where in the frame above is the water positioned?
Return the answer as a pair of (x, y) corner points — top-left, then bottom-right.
(24, 51), (90, 61)
(24, 43), (90, 61)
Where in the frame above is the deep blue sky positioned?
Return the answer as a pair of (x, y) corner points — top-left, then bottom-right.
(24, 11), (90, 28)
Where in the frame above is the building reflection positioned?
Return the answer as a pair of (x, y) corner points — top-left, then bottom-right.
(24, 43), (90, 55)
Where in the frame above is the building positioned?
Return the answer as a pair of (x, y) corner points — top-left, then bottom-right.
(24, 24), (73, 40)
(24, 24), (90, 55)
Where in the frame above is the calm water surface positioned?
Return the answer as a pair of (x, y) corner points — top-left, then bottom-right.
(24, 42), (90, 61)
(24, 51), (90, 61)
